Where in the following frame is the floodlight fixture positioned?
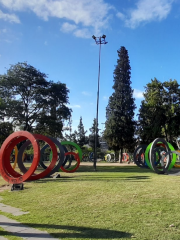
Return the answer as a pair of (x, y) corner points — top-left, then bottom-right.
(92, 35), (96, 40)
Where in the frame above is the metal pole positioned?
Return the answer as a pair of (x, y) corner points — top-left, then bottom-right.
(92, 35), (107, 171)
(94, 39), (101, 170)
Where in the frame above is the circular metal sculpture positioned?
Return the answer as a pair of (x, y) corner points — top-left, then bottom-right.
(48, 141), (82, 172)
(60, 141), (82, 171)
(17, 134), (58, 180)
(133, 145), (147, 168)
(0, 131), (82, 184)
(60, 152), (80, 173)
(134, 138), (178, 175)
(0, 131), (40, 184)
(174, 150), (180, 168)
(104, 154), (111, 162)
(122, 153), (129, 162)
(38, 136), (65, 176)
(149, 138), (171, 174)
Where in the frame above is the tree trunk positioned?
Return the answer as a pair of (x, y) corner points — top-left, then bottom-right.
(115, 151), (118, 161)
(119, 148), (123, 163)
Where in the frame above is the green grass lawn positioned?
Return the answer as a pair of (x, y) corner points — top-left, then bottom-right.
(1, 164), (180, 240)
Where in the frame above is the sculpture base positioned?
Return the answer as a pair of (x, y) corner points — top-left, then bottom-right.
(11, 183), (24, 191)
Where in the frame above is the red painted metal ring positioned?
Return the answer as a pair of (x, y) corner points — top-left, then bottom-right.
(60, 152), (80, 173)
(0, 131), (40, 184)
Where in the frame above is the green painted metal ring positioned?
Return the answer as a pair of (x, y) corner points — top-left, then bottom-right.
(49, 141), (82, 172)
(61, 141), (82, 161)
(145, 141), (176, 171)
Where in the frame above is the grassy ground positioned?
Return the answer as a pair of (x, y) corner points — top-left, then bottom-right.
(1, 164), (180, 240)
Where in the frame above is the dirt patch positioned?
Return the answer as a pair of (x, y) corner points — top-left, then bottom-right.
(80, 162), (136, 167)
(0, 184), (10, 192)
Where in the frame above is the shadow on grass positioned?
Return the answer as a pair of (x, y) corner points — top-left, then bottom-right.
(29, 165), (152, 174)
(125, 175), (150, 180)
(31, 166), (151, 182)
(78, 165), (152, 173)
(22, 166), (152, 185)
(32, 174), (151, 185)
(0, 222), (132, 239)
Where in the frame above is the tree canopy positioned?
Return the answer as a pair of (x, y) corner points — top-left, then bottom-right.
(137, 78), (180, 145)
(0, 62), (71, 137)
(76, 116), (87, 147)
(0, 122), (13, 145)
(64, 117), (78, 143)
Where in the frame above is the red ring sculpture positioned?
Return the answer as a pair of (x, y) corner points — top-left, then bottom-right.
(0, 131), (40, 184)
(60, 152), (80, 173)
(0, 131), (81, 184)
(122, 153), (129, 162)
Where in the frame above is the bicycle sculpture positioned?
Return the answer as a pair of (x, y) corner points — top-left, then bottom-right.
(134, 138), (180, 175)
(0, 131), (82, 184)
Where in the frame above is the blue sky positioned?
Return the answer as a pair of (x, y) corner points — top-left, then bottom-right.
(0, 0), (180, 135)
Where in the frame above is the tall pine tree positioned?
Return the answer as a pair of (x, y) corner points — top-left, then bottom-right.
(76, 116), (87, 147)
(104, 46), (136, 161)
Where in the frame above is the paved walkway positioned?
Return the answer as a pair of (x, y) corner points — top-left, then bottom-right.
(0, 203), (29, 216)
(0, 196), (29, 216)
(0, 215), (57, 239)
(0, 237), (8, 240)
(0, 197), (58, 240)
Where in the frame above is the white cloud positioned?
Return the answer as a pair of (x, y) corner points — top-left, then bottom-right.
(61, 22), (77, 33)
(44, 40), (48, 45)
(0, 9), (20, 23)
(0, 0), (113, 37)
(103, 96), (109, 100)
(117, 0), (173, 28)
(61, 22), (91, 38)
(116, 12), (125, 20)
(82, 91), (91, 96)
(69, 104), (81, 108)
(74, 28), (91, 38)
(133, 89), (144, 99)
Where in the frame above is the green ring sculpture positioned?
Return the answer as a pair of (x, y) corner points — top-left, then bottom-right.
(49, 141), (82, 172)
(145, 140), (176, 172)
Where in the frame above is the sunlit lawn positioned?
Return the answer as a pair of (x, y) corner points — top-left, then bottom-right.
(1, 164), (180, 240)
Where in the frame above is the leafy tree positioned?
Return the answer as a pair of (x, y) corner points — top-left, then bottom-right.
(0, 122), (13, 145)
(137, 78), (180, 144)
(76, 116), (87, 147)
(0, 62), (71, 136)
(89, 118), (100, 151)
(137, 78), (164, 143)
(35, 81), (71, 137)
(64, 117), (78, 143)
(103, 46), (136, 161)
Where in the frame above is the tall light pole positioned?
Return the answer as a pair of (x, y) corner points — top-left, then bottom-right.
(92, 34), (108, 170)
